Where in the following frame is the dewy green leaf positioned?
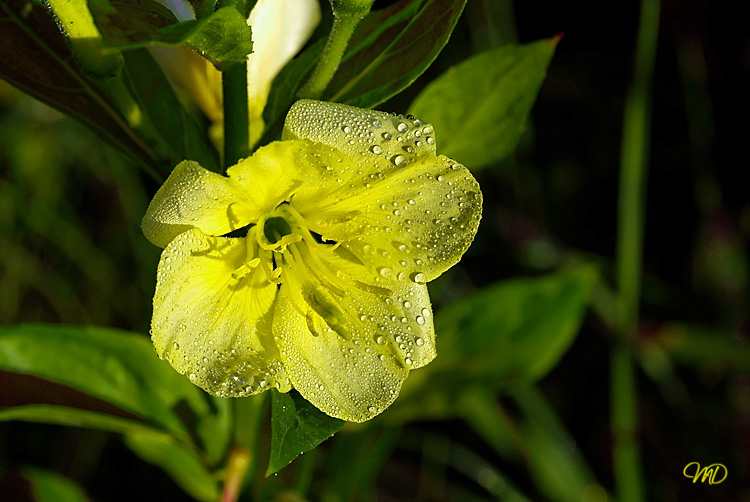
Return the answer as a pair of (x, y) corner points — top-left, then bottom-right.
(0, 0), (161, 172)
(323, 0), (467, 108)
(0, 323), (230, 451)
(383, 266), (597, 423)
(88, 0), (253, 67)
(409, 36), (560, 169)
(266, 390), (344, 477)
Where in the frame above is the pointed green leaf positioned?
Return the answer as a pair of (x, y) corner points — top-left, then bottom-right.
(88, 0), (253, 67)
(323, 0), (467, 108)
(383, 266), (597, 423)
(409, 37), (559, 169)
(266, 390), (344, 477)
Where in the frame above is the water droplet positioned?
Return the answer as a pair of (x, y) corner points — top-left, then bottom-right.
(378, 267), (393, 278)
(375, 335), (386, 345)
(370, 145), (384, 155)
(416, 337), (424, 346)
(408, 199), (416, 205)
(368, 406), (377, 414)
(342, 125), (351, 134)
(372, 120), (382, 128)
(437, 175), (446, 182)
(426, 136), (435, 145)
(405, 358), (413, 365)
(397, 122), (408, 133)
(421, 308), (431, 318)
(260, 380), (269, 388)
(416, 316), (425, 325)
(173, 342), (180, 349)
(410, 272), (427, 284)
(382, 132), (392, 140)
(403, 300), (412, 309)
(393, 209), (401, 216)
(393, 155), (407, 167)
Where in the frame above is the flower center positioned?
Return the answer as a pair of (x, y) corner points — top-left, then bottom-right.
(263, 216), (292, 244)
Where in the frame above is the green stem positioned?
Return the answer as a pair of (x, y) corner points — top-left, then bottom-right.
(298, 6), (370, 100)
(611, 0), (660, 501)
(221, 447), (250, 502)
(222, 61), (251, 170)
(218, 0), (250, 170)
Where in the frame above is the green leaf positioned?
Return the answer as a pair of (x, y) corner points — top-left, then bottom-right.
(323, 0), (467, 108)
(123, 49), (220, 172)
(383, 266), (597, 423)
(19, 466), (90, 502)
(266, 390), (344, 477)
(0, 0), (162, 172)
(89, 0), (253, 67)
(0, 324), (229, 450)
(0, 404), (164, 436)
(409, 37), (559, 169)
(124, 431), (220, 502)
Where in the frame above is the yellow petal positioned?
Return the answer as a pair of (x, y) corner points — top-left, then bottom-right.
(151, 228), (290, 397)
(246, 0), (321, 145)
(142, 160), (258, 248)
(283, 100), (482, 282)
(272, 243), (436, 422)
(226, 140), (333, 212)
(150, 46), (223, 124)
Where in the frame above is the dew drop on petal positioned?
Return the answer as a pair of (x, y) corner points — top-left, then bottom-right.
(393, 155), (407, 167)
(378, 267), (393, 278)
(397, 122), (408, 133)
(415, 316), (425, 326)
(370, 145), (384, 155)
(410, 272), (427, 284)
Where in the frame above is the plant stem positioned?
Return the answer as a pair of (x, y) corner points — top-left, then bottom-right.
(298, 7), (370, 100)
(221, 447), (250, 502)
(222, 61), (251, 170)
(612, 0), (660, 501)
(218, 0), (250, 170)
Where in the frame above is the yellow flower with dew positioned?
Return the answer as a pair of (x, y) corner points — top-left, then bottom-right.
(142, 100), (482, 422)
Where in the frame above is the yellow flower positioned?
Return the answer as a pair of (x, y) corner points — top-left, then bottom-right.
(142, 100), (482, 422)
